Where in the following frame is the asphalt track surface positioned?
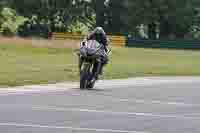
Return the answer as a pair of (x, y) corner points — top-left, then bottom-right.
(0, 77), (200, 133)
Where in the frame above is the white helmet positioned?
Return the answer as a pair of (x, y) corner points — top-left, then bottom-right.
(93, 27), (106, 35)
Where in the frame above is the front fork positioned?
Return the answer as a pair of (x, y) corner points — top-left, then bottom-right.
(79, 56), (83, 73)
(79, 56), (102, 79)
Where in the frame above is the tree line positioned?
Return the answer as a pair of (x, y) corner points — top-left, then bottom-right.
(1, 0), (200, 39)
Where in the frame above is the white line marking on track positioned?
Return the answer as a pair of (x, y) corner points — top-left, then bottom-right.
(0, 123), (149, 133)
(0, 77), (200, 95)
(27, 106), (200, 120)
(116, 99), (199, 107)
(1, 104), (199, 120)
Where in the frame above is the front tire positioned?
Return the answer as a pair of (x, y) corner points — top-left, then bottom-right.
(80, 64), (90, 89)
(80, 71), (87, 89)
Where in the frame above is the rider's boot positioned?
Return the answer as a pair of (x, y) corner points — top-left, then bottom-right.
(99, 65), (103, 75)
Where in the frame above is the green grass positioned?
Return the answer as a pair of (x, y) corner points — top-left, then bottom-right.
(0, 44), (78, 87)
(0, 43), (200, 87)
(105, 47), (200, 79)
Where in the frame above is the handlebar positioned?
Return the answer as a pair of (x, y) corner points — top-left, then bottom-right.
(74, 40), (112, 56)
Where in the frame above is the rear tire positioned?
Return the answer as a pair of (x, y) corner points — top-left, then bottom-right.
(87, 76), (96, 89)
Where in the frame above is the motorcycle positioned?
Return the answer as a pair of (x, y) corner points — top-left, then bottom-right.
(75, 39), (110, 90)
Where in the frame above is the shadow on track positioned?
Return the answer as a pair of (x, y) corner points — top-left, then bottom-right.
(72, 87), (108, 92)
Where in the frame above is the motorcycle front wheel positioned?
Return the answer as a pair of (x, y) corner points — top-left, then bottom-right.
(80, 63), (90, 89)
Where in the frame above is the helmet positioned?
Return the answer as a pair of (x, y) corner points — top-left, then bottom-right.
(93, 27), (106, 35)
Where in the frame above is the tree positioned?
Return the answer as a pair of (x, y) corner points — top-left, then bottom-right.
(1, 0), (200, 38)
(1, 0), (95, 33)
(105, 0), (128, 34)
(121, 0), (200, 39)
(0, 7), (27, 36)
(91, 0), (106, 27)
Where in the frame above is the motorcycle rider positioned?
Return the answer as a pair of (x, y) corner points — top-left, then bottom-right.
(80, 27), (110, 78)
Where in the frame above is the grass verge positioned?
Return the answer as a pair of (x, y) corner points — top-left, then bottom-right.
(0, 41), (200, 87)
